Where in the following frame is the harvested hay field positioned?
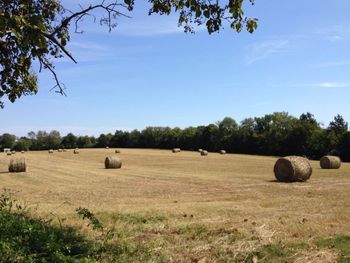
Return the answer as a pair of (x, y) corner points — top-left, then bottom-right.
(0, 149), (349, 262)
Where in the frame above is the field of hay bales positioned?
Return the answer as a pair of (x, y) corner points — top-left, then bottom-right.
(1, 149), (350, 262)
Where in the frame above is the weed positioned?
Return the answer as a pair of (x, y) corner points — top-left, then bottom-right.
(0, 191), (167, 262)
(316, 235), (350, 262)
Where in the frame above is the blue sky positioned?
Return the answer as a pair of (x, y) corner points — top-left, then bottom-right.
(2, 0), (350, 136)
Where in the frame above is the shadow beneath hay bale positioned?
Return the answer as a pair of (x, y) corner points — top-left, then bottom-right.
(267, 179), (306, 184)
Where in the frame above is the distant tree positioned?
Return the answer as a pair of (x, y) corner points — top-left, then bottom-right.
(239, 118), (255, 136)
(253, 112), (297, 155)
(159, 127), (181, 149)
(27, 131), (36, 140)
(299, 112), (318, 125)
(47, 130), (61, 149)
(200, 124), (219, 151)
(127, 130), (141, 148)
(0, 133), (16, 150)
(328, 114), (348, 135)
(338, 131), (350, 161)
(0, 0), (257, 107)
(110, 130), (130, 148)
(35, 130), (49, 150)
(13, 137), (32, 151)
(327, 114), (348, 152)
(217, 117), (238, 150)
(284, 113), (321, 157)
(89, 136), (97, 146)
(307, 129), (330, 159)
(179, 127), (198, 150)
(77, 136), (92, 148)
(237, 117), (256, 154)
(61, 133), (77, 149)
(218, 117), (238, 134)
(2, 111), (349, 159)
(96, 133), (113, 148)
(140, 127), (158, 148)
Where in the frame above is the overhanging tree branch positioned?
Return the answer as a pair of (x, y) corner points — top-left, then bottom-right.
(0, 0), (257, 108)
(39, 57), (66, 96)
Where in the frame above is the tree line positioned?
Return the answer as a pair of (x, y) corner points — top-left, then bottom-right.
(1, 112), (349, 161)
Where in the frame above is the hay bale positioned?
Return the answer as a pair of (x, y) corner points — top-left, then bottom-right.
(274, 156), (312, 182)
(220, 150), (226, 155)
(6, 152), (12, 156)
(73, 149), (79, 154)
(115, 149), (121, 153)
(105, 156), (122, 169)
(8, 158), (26, 173)
(48, 149), (53, 154)
(106, 146), (109, 149)
(58, 149), (63, 152)
(198, 149), (203, 152)
(11, 151), (16, 154)
(172, 148), (181, 153)
(21, 151), (25, 154)
(320, 155), (341, 169)
(201, 150), (208, 156)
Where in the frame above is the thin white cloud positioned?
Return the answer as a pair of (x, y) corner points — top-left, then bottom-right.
(52, 41), (113, 63)
(313, 59), (350, 68)
(55, 40), (151, 64)
(68, 41), (110, 51)
(113, 17), (184, 36)
(318, 24), (350, 42)
(245, 39), (290, 65)
(315, 82), (350, 88)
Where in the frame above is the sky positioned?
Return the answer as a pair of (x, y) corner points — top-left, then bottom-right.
(1, 0), (350, 136)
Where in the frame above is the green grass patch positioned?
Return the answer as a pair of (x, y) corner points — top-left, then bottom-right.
(231, 242), (308, 263)
(108, 212), (167, 225)
(0, 208), (93, 262)
(0, 191), (167, 262)
(253, 244), (295, 263)
(316, 235), (350, 262)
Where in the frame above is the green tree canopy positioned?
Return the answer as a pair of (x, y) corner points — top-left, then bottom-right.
(61, 132), (78, 149)
(0, 133), (16, 150)
(13, 137), (32, 151)
(0, 0), (257, 107)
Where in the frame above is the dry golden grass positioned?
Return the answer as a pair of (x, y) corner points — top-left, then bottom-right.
(1, 148), (349, 261)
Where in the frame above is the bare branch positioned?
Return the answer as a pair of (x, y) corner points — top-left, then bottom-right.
(31, 25), (77, 63)
(39, 58), (66, 96)
(52, 2), (131, 37)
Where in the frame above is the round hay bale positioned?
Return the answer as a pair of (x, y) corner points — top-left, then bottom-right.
(21, 150), (25, 154)
(274, 156), (312, 182)
(58, 149), (63, 152)
(8, 158), (26, 173)
(172, 148), (181, 153)
(48, 149), (53, 154)
(105, 156), (122, 169)
(320, 155), (341, 169)
(198, 149), (203, 152)
(11, 151), (16, 154)
(115, 149), (121, 153)
(201, 150), (208, 156)
(220, 150), (226, 155)
(106, 146), (109, 149)
(73, 149), (79, 154)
